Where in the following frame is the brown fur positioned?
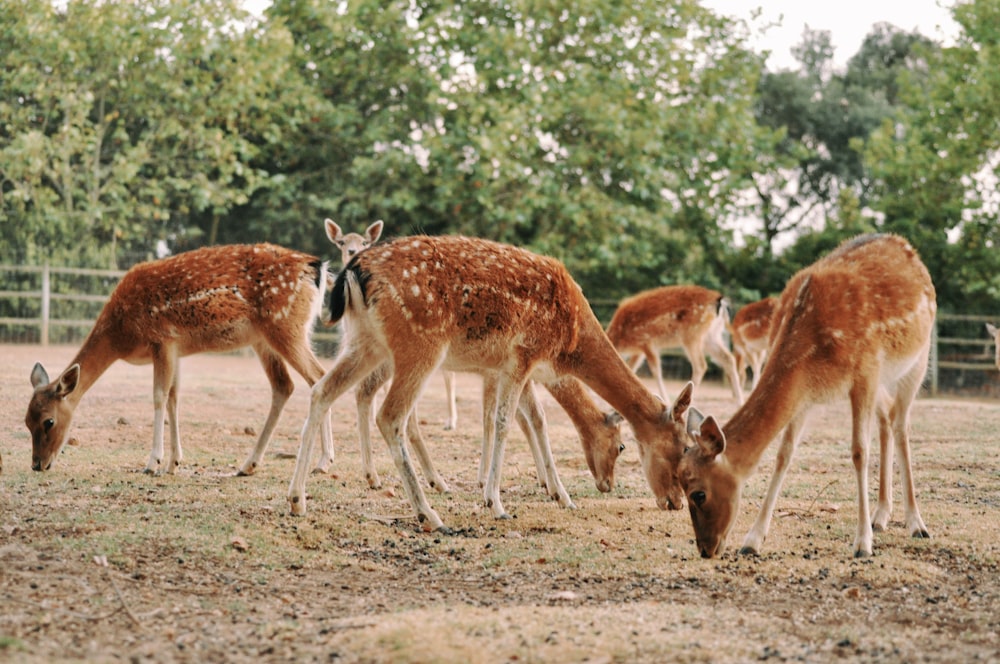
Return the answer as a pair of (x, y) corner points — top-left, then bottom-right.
(26, 244), (333, 475)
(729, 296), (778, 390)
(289, 235), (692, 531)
(606, 285), (744, 403)
(681, 234), (935, 558)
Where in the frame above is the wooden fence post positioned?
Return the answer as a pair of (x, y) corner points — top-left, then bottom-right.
(41, 262), (50, 347)
(929, 318), (939, 396)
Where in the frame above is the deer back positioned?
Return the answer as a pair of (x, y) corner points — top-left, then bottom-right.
(330, 235), (585, 371)
(606, 285), (724, 352)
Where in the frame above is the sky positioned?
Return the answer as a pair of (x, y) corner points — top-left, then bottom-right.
(701, 0), (960, 70)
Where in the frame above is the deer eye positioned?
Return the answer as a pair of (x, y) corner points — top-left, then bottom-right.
(690, 490), (706, 507)
(618, 444), (625, 454)
(43, 418), (55, 432)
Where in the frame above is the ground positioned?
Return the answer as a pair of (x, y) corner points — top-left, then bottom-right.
(1, 345), (998, 663)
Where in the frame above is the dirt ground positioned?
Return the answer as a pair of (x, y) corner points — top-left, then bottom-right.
(1, 344), (998, 663)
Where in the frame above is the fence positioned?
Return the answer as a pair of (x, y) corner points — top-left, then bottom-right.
(1, 263), (997, 397)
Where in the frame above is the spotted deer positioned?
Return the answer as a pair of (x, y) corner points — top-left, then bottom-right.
(680, 234), (934, 558)
(328, 220), (624, 495)
(289, 235), (693, 530)
(26, 244), (334, 476)
(986, 323), (999, 370)
(729, 296), (778, 391)
(353, 361), (625, 497)
(606, 285), (744, 405)
(326, 218), (459, 430)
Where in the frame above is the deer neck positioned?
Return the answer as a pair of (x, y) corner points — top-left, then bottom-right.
(64, 322), (122, 406)
(559, 324), (665, 440)
(720, 360), (808, 478)
(545, 378), (600, 430)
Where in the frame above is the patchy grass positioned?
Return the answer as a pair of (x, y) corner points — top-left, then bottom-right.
(2, 344), (999, 662)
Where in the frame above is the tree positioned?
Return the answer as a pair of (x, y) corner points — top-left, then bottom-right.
(0, 0), (301, 266)
(864, 0), (1000, 312)
(252, 0), (766, 299)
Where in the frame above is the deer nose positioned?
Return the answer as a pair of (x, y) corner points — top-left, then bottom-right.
(32, 458), (43, 471)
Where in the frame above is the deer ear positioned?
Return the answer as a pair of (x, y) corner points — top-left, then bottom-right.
(366, 220), (384, 243)
(30, 362), (50, 388)
(671, 381), (694, 422)
(324, 218), (343, 243)
(686, 406), (705, 435)
(986, 322), (998, 337)
(686, 408), (726, 458)
(697, 415), (726, 458)
(55, 364), (81, 398)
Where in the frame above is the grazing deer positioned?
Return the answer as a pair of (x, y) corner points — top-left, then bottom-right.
(606, 285), (744, 405)
(729, 296), (778, 391)
(351, 363), (624, 504)
(288, 235), (693, 530)
(326, 218), (459, 430)
(986, 323), (1000, 370)
(680, 234), (934, 558)
(25, 244), (334, 476)
(328, 219), (623, 494)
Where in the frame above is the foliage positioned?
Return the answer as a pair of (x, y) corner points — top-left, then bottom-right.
(0, 0), (299, 267)
(1, 0), (999, 314)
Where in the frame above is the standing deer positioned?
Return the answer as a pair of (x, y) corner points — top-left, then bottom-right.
(326, 218), (460, 430)
(328, 219), (624, 496)
(680, 234), (934, 558)
(352, 359), (625, 498)
(606, 285), (744, 405)
(986, 323), (1000, 370)
(25, 244), (334, 476)
(289, 235), (693, 530)
(729, 296), (777, 391)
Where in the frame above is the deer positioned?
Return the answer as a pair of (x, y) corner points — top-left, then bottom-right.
(986, 323), (1000, 370)
(352, 359), (625, 498)
(605, 285), (744, 405)
(326, 218), (460, 431)
(327, 219), (624, 496)
(680, 233), (935, 559)
(288, 234), (694, 531)
(25, 243), (335, 476)
(729, 296), (778, 391)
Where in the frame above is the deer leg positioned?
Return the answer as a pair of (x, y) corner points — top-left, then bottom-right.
(479, 375), (499, 487)
(517, 381), (574, 509)
(442, 370), (458, 430)
(238, 347), (294, 476)
(872, 395), (894, 532)
(145, 344), (178, 475)
(741, 411), (809, 555)
(288, 345), (381, 516)
(641, 345), (668, 402)
(275, 340), (336, 475)
(483, 367), (531, 520)
(704, 335), (745, 405)
(356, 364), (390, 489)
(893, 357), (931, 539)
(683, 341), (709, 388)
(375, 356), (446, 532)
(405, 408), (451, 493)
(749, 351), (766, 391)
(165, 360), (182, 473)
(515, 388), (548, 489)
(849, 385), (877, 558)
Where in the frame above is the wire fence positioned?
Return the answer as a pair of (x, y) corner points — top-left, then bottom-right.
(1, 262), (997, 398)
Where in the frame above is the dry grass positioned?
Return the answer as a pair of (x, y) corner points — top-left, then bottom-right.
(1, 344), (999, 663)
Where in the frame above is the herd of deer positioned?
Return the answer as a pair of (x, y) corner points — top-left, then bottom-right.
(20, 224), (1000, 559)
